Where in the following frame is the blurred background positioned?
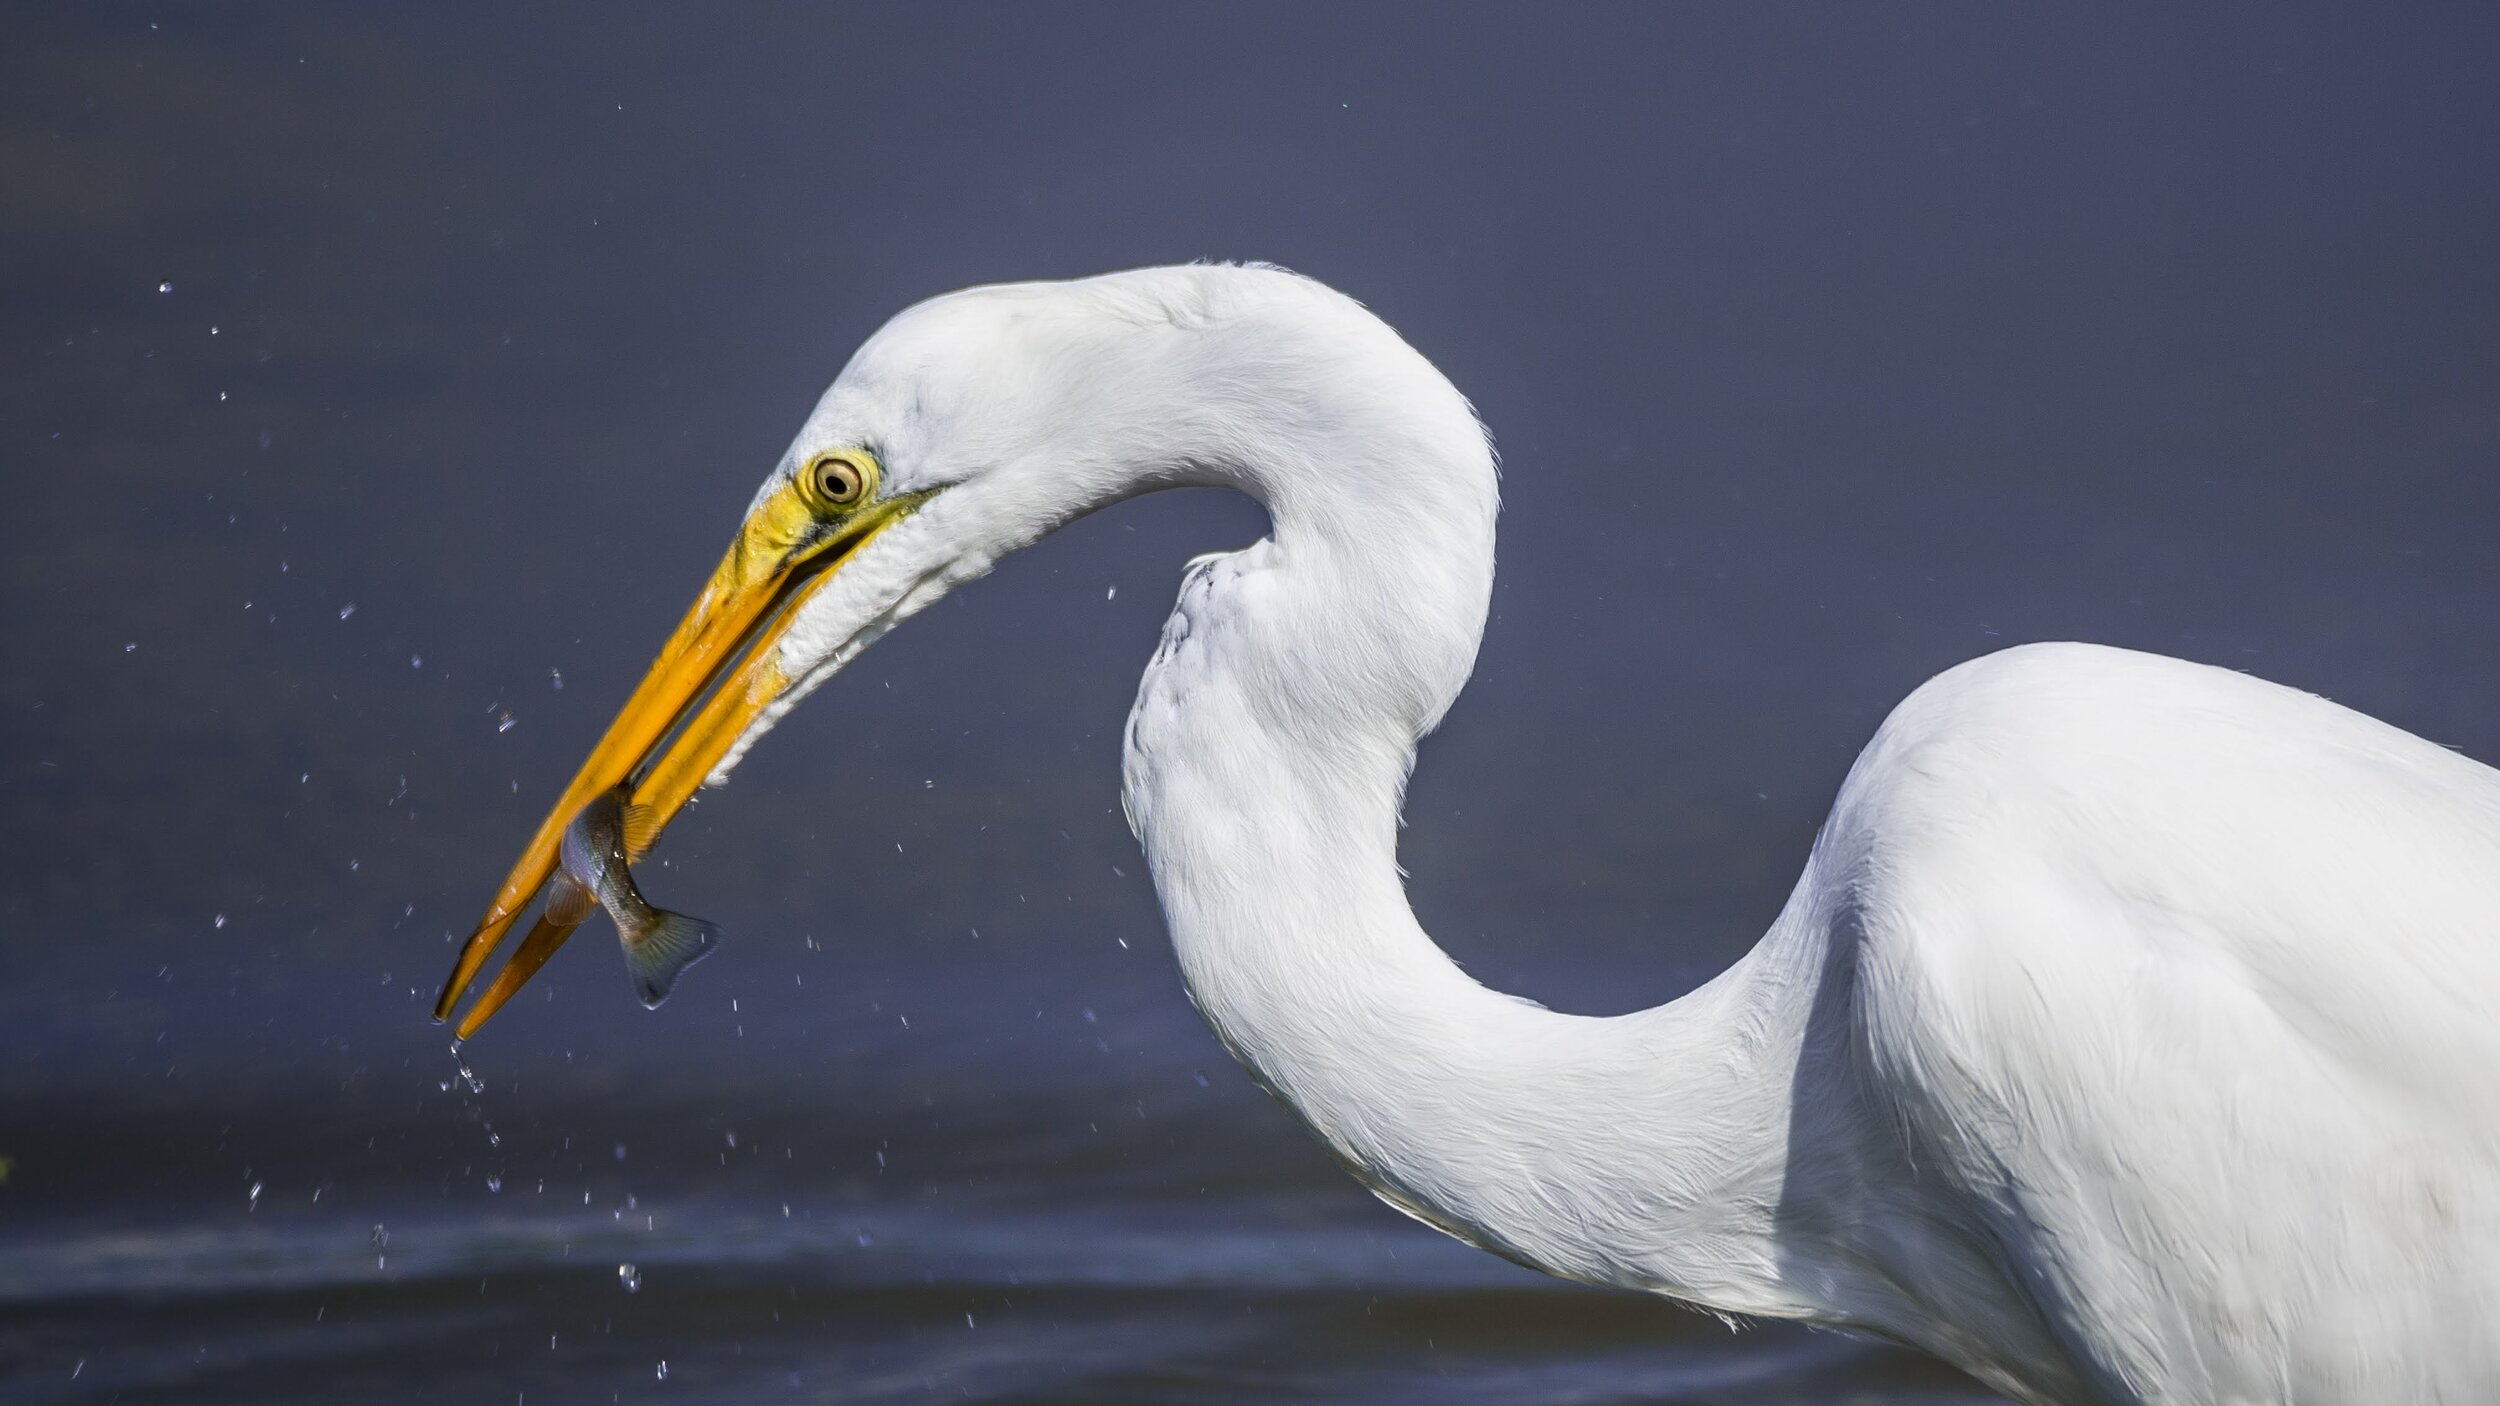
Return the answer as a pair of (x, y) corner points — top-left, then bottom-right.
(4, 5), (2497, 1402)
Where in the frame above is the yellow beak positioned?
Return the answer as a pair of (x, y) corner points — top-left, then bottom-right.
(435, 467), (918, 1038)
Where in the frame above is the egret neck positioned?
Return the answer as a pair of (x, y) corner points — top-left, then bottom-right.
(1111, 306), (1927, 1335)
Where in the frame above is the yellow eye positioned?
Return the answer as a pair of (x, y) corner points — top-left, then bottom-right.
(805, 452), (872, 510)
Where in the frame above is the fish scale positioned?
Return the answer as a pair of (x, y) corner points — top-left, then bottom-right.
(559, 785), (721, 1007)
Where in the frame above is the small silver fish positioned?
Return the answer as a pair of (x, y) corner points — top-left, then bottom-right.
(551, 784), (719, 1008)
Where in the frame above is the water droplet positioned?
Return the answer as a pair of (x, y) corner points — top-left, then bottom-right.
(613, 1143), (628, 1161)
(724, 1130), (737, 1149)
(497, 711), (516, 733)
(209, 325), (220, 335)
(618, 1263), (641, 1293)
(213, 914), (227, 930)
(370, 1223), (390, 1250)
(1107, 585), (1117, 600)
(156, 279), (173, 293)
(486, 1175), (502, 1193)
(855, 1230), (874, 1247)
(123, 642), (137, 653)
(248, 1181), (263, 1210)
(410, 654), (423, 668)
(655, 1359), (668, 1380)
(549, 667), (563, 691)
(1194, 1070), (1210, 1087)
(338, 603), (357, 621)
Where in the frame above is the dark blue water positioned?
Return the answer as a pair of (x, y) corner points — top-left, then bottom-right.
(2, 950), (1991, 1403)
(6, 6), (2497, 1402)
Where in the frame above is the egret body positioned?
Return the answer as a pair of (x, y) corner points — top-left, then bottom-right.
(440, 265), (2500, 1404)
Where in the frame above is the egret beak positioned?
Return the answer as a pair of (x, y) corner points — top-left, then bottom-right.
(435, 469), (920, 1038)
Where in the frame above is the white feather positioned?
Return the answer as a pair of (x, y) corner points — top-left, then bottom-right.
(733, 264), (2500, 1404)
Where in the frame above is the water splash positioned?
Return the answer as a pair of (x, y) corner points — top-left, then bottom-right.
(450, 1047), (485, 1095)
(618, 1263), (641, 1293)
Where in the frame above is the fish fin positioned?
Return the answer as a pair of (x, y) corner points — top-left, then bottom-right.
(622, 909), (720, 1009)
(544, 872), (598, 927)
(621, 802), (663, 863)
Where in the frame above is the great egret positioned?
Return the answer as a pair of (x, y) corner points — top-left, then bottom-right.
(436, 264), (2500, 1404)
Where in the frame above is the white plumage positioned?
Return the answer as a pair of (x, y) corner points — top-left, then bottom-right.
(525, 264), (2500, 1402)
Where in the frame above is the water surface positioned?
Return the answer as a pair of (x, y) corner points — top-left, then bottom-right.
(6, 5), (2498, 1401)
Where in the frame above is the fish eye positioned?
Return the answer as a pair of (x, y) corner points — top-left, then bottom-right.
(805, 452), (871, 510)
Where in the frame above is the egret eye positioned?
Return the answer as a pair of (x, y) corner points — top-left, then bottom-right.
(806, 453), (868, 509)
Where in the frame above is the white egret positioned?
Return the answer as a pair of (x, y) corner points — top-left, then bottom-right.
(438, 264), (2500, 1403)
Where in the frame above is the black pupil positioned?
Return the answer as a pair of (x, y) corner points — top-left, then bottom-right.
(819, 463), (852, 499)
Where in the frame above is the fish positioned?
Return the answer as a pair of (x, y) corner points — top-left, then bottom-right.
(550, 784), (720, 1008)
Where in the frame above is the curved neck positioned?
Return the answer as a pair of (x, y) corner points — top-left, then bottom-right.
(1131, 668), (1830, 1312)
(1112, 311), (1852, 1316)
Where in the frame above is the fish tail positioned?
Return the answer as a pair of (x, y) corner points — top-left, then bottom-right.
(620, 907), (720, 1009)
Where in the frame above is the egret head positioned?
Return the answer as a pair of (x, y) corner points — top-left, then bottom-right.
(435, 264), (1488, 1035)
(433, 269), (1240, 1032)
